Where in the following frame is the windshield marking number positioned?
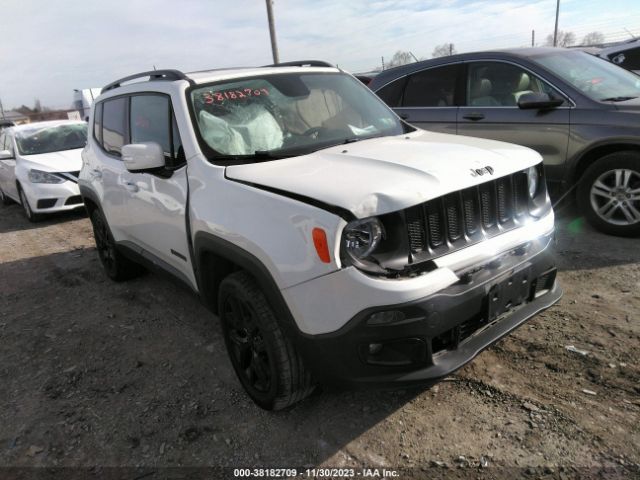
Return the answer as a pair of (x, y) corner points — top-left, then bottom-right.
(203, 88), (270, 104)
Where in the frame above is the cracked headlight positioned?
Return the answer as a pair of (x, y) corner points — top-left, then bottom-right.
(343, 217), (384, 262)
(28, 169), (64, 184)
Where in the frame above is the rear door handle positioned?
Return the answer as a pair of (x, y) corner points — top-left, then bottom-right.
(399, 113), (410, 120)
(124, 181), (139, 193)
(462, 112), (485, 121)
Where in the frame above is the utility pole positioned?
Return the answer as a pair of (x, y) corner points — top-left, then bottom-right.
(532, 29), (535, 47)
(553, 0), (560, 47)
(381, 56), (385, 70)
(265, 0), (280, 64)
(0, 96), (5, 120)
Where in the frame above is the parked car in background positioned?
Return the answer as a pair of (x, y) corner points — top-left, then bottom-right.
(0, 120), (87, 221)
(73, 88), (101, 121)
(354, 71), (380, 86)
(595, 39), (640, 75)
(369, 48), (640, 236)
(0, 120), (15, 132)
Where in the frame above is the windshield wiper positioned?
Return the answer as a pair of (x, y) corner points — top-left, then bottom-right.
(600, 96), (638, 102)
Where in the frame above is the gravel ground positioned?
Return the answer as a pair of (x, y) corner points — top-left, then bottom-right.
(0, 200), (638, 479)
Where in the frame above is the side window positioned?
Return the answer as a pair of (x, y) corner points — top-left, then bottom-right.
(130, 94), (184, 169)
(1, 133), (15, 157)
(130, 95), (171, 155)
(467, 62), (566, 107)
(93, 102), (103, 145)
(376, 78), (407, 107)
(402, 64), (458, 107)
(102, 97), (127, 157)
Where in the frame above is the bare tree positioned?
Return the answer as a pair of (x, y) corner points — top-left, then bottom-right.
(432, 43), (457, 58)
(545, 30), (576, 47)
(582, 31), (605, 46)
(386, 50), (414, 68)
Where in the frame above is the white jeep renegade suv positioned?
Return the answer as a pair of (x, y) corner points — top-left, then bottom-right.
(80, 61), (561, 410)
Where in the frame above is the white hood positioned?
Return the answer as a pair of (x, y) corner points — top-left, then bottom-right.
(20, 148), (83, 173)
(226, 130), (542, 218)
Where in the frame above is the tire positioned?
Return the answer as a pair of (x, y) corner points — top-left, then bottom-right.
(218, 271), (315, 410)
(18, 186), (42, 222)
(577, 151), (640, 237)
(89, 209), (144, 281)
(0, 186), (12, 205)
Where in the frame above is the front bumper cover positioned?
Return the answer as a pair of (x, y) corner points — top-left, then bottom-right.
(296, 232), (561, 388)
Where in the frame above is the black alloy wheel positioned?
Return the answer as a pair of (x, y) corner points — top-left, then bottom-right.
(218, 271), (315, 410)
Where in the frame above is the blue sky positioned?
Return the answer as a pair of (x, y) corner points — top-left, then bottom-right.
(1, 0), (639, 109)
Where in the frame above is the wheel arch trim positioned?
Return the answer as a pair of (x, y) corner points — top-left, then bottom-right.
(570, 139), (640, 184)
(193, 231), (299, 332)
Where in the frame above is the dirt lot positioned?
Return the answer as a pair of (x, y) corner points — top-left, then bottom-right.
(0, 200), (638, 479)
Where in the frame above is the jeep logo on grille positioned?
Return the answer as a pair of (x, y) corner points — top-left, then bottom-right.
(470, 166), (494, 177)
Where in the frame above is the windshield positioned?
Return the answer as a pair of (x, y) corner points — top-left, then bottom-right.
(16, 123), (87, 155)
(189, 72), (407, 160)
(534, 50), (640, 102)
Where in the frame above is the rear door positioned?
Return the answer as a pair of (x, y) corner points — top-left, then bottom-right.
(121, 93), (196, 287)
(88, 97), (133, 241)
(457, 60), (571, 179)
(378, 63), (461, 134)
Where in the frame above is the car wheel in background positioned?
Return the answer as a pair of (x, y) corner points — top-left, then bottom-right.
(577, 151), (640, 237)
(218, 271), (315, 410)
(90, 209), (144, 281)
(18, 186), (42, 222)
(0, 187), (12, 205)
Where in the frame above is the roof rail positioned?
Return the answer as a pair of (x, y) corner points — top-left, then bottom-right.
(266, 60), (335, 68)
(101, 69), (194, 94)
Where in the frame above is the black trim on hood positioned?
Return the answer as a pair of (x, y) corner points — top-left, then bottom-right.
(225, 174), (355, 221)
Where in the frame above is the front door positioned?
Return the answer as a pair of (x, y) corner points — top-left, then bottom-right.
(121, 93), (196, 288)
(457, 61), (571, 181)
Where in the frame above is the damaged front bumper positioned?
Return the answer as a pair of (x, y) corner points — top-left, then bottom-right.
(295, 230), (561, 388)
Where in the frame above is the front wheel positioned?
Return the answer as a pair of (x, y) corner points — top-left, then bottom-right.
(219, 271), (315, 410)
(18, 187), (42, 222)
(577, 152), (640, 237)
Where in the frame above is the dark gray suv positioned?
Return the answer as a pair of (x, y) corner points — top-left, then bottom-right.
(369, 48), (640, 237)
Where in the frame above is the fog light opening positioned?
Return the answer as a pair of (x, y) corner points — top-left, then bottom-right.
(368, 343), (383, 355)
(367, 310), (405, 326)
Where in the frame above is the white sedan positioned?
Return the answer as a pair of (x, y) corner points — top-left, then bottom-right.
(0, 120), (87, 221)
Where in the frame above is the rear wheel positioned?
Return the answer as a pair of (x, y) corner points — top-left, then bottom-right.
(18, 187), (42, 222)
(577, 152), (640, 237)
(90, 209), (144, 281)
(219, 271), (314, 410)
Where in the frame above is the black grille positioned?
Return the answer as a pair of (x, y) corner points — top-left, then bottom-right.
(406, 171), (531, 261)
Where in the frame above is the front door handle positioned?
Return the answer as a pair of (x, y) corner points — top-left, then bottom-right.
(124, 181), (139, 193)
(462, 112), (485, 121)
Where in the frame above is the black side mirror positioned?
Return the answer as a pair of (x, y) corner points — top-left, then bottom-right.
(517, 92), (564, 110)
